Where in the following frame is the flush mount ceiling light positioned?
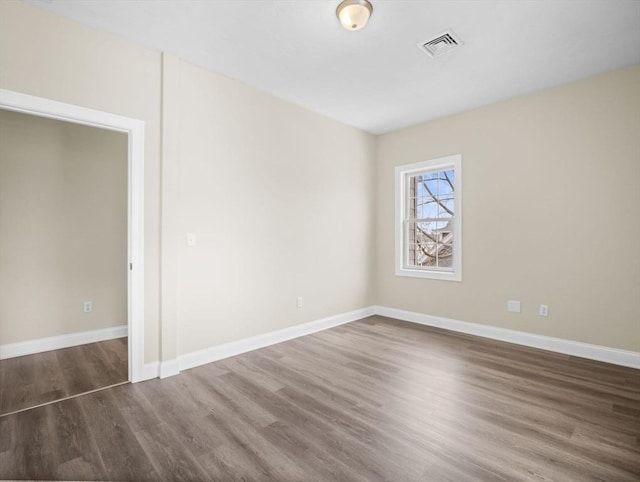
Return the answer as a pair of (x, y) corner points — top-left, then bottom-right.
(336, 0), (373, 31)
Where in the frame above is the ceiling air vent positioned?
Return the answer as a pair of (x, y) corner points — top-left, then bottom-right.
(419, 30), (463, 58)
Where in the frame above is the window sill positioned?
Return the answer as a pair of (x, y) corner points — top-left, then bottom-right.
(395, 267), (462, 282)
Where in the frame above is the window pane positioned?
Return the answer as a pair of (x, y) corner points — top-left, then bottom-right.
(445, 169), (454, 186)
(409, 170), (457, 220)
(437, 243), (453, 268)
(410, 169), (455, 219)
(410, 174), (435, 219)
(438, 172), (454, 213)
(420, 173), (438, 201)
(436, 169), (454, 217)
(435, 221), (453, 268)
(406, 203), (455, 269)
(417, 198), (438, 219)
(407, 221), (438, 267)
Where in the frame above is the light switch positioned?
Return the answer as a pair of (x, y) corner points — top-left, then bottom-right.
(187, 232), (196, 247)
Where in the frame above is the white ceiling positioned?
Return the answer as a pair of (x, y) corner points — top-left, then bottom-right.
(28, 0), (640, 134)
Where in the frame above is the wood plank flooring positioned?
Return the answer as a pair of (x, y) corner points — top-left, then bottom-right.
(0, 337), (128, 416)
(1, 316), (638, 481)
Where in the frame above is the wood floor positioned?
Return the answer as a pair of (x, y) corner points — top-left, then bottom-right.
(1, 316), (638, 481)
(0, 337), (128, 416)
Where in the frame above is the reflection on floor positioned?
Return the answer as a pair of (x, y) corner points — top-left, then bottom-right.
(0, 337), (127, 416)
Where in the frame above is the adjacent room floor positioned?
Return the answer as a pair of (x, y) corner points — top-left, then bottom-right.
(0, 316), (638, 481)
(0, 337), (128, 416)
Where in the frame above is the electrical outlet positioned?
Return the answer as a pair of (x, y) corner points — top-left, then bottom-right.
(539, 304), (549, 317)
(296, 296), (303, 308)
(507, 300), (521, 313)
(83, 301), (93, 313)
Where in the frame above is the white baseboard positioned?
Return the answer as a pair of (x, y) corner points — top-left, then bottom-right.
(159, 359), (180, 379)
(141, 360), (179, 380)
(0, 324), (128, 360)
(178, 306), (376, 372)
(374, 305), (640, 369)
(142, 304), (639, 381)
(142, 361), (160, 381)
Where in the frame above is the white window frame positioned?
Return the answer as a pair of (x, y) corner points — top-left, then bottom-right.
(395, 154), (462, 281)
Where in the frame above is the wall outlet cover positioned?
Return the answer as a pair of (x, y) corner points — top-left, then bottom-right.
(507, 300), (521, 313)
(187, 232), (196, 247)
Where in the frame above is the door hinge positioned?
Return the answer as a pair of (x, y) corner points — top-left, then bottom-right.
(130, 263), (133, 270)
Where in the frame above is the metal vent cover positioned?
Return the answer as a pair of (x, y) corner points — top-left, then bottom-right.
(419, 30), (463, 58)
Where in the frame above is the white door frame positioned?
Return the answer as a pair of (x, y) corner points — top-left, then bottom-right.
(0, 88), (146, 383)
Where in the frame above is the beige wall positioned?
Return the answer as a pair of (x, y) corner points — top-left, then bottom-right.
(0, 2), (376, 362)
(1, 2), (637, 361)
(375, 65), (640, 352)
(162, 55), (376, 355)
(0, 110), (127, 344)
(0, 0), (161, 361)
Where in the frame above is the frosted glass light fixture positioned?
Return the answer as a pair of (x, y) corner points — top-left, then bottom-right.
(336, 0), (373, 31)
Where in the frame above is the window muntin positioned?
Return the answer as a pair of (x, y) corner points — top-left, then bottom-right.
(395, 155), (461, 281)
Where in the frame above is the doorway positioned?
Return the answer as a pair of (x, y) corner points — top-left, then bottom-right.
(0, 89), (145, 415)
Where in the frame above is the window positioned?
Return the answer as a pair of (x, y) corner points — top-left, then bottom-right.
(395, 155), (462, 281)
